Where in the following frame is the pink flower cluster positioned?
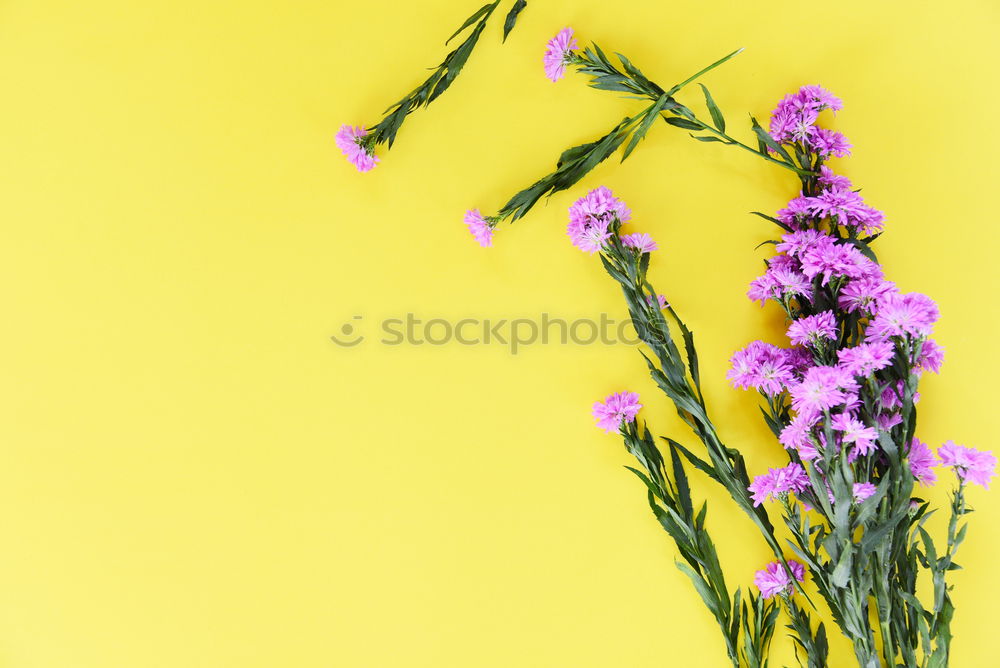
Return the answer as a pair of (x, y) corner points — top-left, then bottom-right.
(768, 86), (848, 159)
(592, 391), (642, 433)
(567, 186), (633, 253)
(728, 86), (989, 507)
(754, 559), (805, 599)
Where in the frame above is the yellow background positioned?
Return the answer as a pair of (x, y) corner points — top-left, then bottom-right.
(1, 0), (998, 665)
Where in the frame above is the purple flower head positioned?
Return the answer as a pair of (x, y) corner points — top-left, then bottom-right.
(787, 311), (838, 348)
(464, 209), (495, 247)
(877, 412), (903, 432)
(839, 277), (897, 314)
(915, 339), (945, 374)
(790, 365), (858, 419)
(621, 232), (658, 253)
(852, 482), (878, 502)
(801, 240), (874, 286)
(779, 414), (818, 459)
(808, 127), (852, 158)
(335, 124), (378, 172)
(754, 560), (806, 599)
(867, 292), (939, 340)
(776, 229), (833, 259)
(592, 391), (642, 433)
(748, 463), (810, 506)
(938, 441), (996, 489)
(567, 186), (630, 253)
(837, 340), (895, 377)
(907, 438), (938, 486)
(796, 85), (843, 113)
(818, 166), (852, 189)
(727, 341), (795, 395)
(544, 28), (578, 82)
(748, 264), (812, 306)
(776, 195), (815, 229)
(831, 413), (878, 457)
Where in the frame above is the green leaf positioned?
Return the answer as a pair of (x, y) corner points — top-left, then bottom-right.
(622, 94), (668, 161)
(446, 2), (499, 45)
(699, 84), (725, 132)
(831, 546), (852, 588)
(501, 0), (527, 42)
(664, 117), (702, 131)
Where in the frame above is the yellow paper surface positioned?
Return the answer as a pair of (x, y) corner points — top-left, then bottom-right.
(1, 0), (998, 665)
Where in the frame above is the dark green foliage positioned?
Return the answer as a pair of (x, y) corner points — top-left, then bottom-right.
(367, 1), (527, 150)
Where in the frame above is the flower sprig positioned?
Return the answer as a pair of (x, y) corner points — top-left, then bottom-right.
(336, 0), (528, 172)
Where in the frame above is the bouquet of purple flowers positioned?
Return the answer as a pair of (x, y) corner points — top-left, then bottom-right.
(340, 18), (994, 668)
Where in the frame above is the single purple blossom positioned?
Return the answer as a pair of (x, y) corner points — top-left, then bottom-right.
(790, 365), (858, 419)
(938, 441), (996, 489)
(867, 292), (939, 340)
(796, 85), (843, 113)
(817, 166), (852, 189)
(544, 28), (577, 82)
(621, 233), (658, 253)
(779, 414), (818, 459)
(776, 195), (815, 229)
(838, 277), (897, 314)
(748, 463), (811, 506)
(808, 127), (852, 158)
(853, 482), (877, 502)
(335, 124), (378, 172)
(592, 391), (642, 433)
(787, 311), (838, 347)
(754, 560), (806, 599)
(727, 341), (795, 395)
(837, 340), (895, 377)
(831, 413), (878, 457)
(646, 294), (668, 310)
(915, 339), (945, 374)
(464, 209), (495, 247)
(907, 438), (938, 486)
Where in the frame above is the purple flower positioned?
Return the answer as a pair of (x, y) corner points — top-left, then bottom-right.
(787, 311), (838, 347)
(748, 463), (810, 506)
(938, 441), (996, 489)
(621, 233), (658, 253)
(867, 292), (939, 340)
(776, 229), (832, 259)
(335, 124), (378, 172)
(779, 414), (819, 459)
(790, 365), (858, 419)
(747, 265), (812, 306)
(817, 166), (852, 189)
(853, 482), (877, 502)
(776, 195), (815, 229)
(754, 560), (806, 599)
(464, 209), (495, 247)
(592, 391), (642, 432)
(727, 341), (795, 395)
(907, 438), (938, 486)
(839, 277), (897, 314)
(801, 240), (874, 286)
(567, 186), (630, 253)
(796, 85), (843, 113)
(831, 413), (878, 456)
(837, 341), (895, 376)
(808, 127), (852, 158)
(915, 339), (945, 374)
(544, 28), (577, 82)
(877, 412), (903, 432)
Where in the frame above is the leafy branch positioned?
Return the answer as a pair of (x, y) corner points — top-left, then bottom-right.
(367, 1), (528, 150)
